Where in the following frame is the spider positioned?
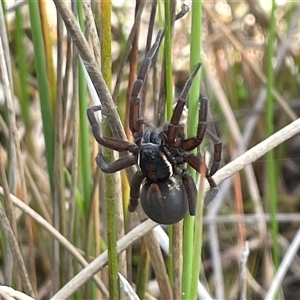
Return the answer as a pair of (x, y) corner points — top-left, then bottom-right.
(87, 30), (222, 225)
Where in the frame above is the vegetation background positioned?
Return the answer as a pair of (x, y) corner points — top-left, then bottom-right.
(0, 0), (299, 299)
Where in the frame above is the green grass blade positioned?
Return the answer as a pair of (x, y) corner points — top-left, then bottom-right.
(163, 0), (174, 286)
(267, 0), (279, 271)
(190, 165), (205, 298)
(136, 239), (150, 299)
(77, 1), (92, 215)
(182, 1), (202, 299)
(28, 1), (54, 191)
(76, 2), (94, 297)
(164, 0), (173, 121)
(101, 1), (120, 298)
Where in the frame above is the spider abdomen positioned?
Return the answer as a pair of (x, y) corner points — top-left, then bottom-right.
(140, 176), (188, 224)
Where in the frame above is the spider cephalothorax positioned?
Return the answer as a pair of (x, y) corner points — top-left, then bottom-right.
(87, 8), (222, 225)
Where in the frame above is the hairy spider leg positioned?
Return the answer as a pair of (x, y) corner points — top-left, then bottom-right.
(181, 171), (197, 215)
(184, 152), (220, 207)
(183, 126), (222, 182)
(129, 29), (164, 139)
(175, 3), (190, 20)
(166, 63), (202, 146)
(87, 106), (137, 152)
(205, 129), (222, 177)
(95, 155), (137, 173)
(128, 171), (144, 212)
(181, 94), (209, 151)
(130, 4), (191, 141)
(87, 105), (138, 173)
(180, 92), (222, 205)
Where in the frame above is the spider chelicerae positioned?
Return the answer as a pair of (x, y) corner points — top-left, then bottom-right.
(87, 10), (222, 225)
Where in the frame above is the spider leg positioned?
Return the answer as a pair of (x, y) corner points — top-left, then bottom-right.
(87, 106), (138, 153)
(130, 3), (190, 138)
(181, 94), (208, 151)
(165, 63), (201, 146)
(181, 171), (197, 215)
(206, 129), (222, 177)
(96, 154), (137, 173)
(175, 3), (190, 20)
(128, 171), (145, 212)
(130, 29), (164, 137)
(204, 178), (219, 207)
(185, 153), (219, 207)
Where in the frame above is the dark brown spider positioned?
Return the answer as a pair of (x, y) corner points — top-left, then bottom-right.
(87, 21), (222, 225)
